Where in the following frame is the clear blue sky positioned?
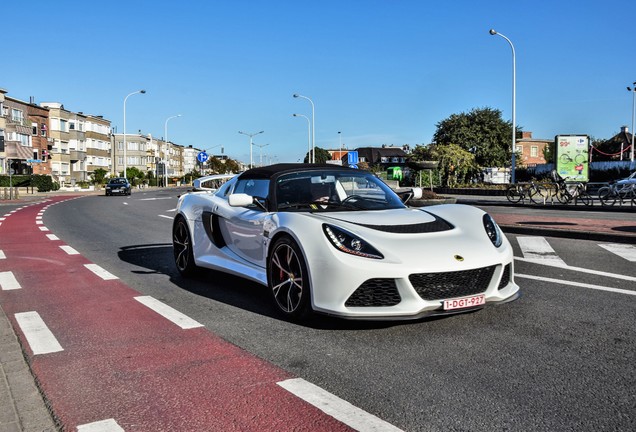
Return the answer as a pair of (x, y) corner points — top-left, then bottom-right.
(3, 0), (635, 164)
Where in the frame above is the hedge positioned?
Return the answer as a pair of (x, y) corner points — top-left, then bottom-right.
(0, 175), (57, 192)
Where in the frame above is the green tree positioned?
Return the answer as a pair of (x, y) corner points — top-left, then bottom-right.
(90, 168), (108, 185)
(410, 143), (478, 187)
(433, 107), (518, 167)
(304, 147), (332, 164)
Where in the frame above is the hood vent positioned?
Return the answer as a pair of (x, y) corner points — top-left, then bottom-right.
(354, 213), (454, 234)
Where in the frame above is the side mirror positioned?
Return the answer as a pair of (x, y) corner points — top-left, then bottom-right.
(228, 193), (254, 207)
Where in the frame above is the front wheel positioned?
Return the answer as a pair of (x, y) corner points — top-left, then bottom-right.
(529, 185), (550, 205)
(598, 187), (616, 206)
(173, 217), (198, 276)
(268, 236), (312, 320)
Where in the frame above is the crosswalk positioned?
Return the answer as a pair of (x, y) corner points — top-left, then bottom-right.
(516, 235), (636, 264)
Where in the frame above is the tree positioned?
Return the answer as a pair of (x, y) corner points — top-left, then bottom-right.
(304, 147), (332, 164)
(409, 143), (478, 187)
(90, 168), (108, 185)
(433, 107), (517, 167)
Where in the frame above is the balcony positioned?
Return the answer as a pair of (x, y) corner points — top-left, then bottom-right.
(69, 150), (86, 162)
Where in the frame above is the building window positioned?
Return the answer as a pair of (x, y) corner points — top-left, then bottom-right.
(530, 146), (539, 158)
(32, 122), (38, 135)
(69, 122), (75, 130)
(11, 108), (24, 123)
(41, 124), (47, 137)
(60, 119), (67, 132)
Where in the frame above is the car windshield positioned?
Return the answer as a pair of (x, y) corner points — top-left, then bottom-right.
(109, 178), (127, 185)
(275, 170), (405, 211)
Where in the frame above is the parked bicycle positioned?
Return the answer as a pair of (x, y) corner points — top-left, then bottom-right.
(597, 171), (636, 206)
(549, 170), (592, 205)
(506, 181), (551, 205)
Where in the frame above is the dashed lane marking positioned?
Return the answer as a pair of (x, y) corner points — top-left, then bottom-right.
(0, 271), (21, 290)
(0, 250), (5, 260)
(84, 264), (118, 280)
(599, 243), (636, 262)
(517, 236), (567, 266)
(39, 227), (49, 232)
(77, 418), (124, 432)
(46, 234), (59, 240)
(134, 296), (204, 329)
(278, 378), (404, 432)
(158, 215), (173, 220)
(60, 245), (80, 255)
(14, 311), (64, 355)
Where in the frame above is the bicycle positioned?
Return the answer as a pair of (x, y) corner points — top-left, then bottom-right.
(505, 181), (551, 205)
(548, 170), (592, 205)
(598, 172), (636, 206)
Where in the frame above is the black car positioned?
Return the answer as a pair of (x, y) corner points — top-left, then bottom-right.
(105, 178), (131, 196)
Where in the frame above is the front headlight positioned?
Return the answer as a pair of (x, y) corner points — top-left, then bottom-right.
(323, 224), (384, 259)
(483, 213), (502, 248)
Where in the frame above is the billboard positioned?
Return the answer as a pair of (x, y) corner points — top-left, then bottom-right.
(555, 135), (589, 181)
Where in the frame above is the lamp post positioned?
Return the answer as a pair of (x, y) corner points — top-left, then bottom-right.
(293, 93), (315, 163)
(489, 29), (516, 184)
(628, 82), (636, 162)
(253, 143), (269, 166)
(293, 113), (311, 163)
(123, 89), (146, 179)
(238, 130), (264, 168)
(202, 144), (223, 174)
(164, 114), (181, 187)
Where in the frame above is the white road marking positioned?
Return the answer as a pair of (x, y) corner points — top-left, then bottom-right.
(139, 197), (174, 201)
(0, 250), (5, 260)
(166, 208), (177, 212)
(516, 273), (636, 296)
(14, 312), (64, 355)
(0, 217), (5, 221)
(123, 202), (128, 205)
(599, 243), (636, 262)
(517, 236), (567, 266)
(36, 220), (43, 225)
(36, 216), (42, 220)
(0, 271), (21, 290)
(46, 234), (59, 241)
(514, 257), (636, 282)
(39, 227), (49, 231)
(59, 245), (80, 255)
(84, 264), (118, 280)
(158, 214), (173, 220)
(278, 378), (404, 432)
(134, 296), (204, 329)
(77, 418), (125, 432)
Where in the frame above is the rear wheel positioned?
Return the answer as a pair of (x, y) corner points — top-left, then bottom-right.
(529, 185), (550, 205)
(173, 216), (198, 276)
(505, 186), (522, 204)
(268, 236), (312, 320)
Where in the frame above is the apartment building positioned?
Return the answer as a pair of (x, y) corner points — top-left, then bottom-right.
(515, 131), (549, 166)
(85, 115), (112, 175)
(0, 89), (6, 174)
(2, 95), (51, 176)
(41, 102), (89, 184)
(112, 133), (151, 176)
(182, 145), (202, 175)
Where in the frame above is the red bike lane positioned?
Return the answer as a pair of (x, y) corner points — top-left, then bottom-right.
(0, 197), (363, 431)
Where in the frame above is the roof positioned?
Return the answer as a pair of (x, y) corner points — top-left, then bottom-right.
(238, 163), (358, 180)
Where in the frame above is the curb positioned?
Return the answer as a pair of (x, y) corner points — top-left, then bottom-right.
(499, 225), (636, 244)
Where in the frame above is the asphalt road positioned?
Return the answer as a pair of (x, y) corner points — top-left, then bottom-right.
(31, 189), (636, 431)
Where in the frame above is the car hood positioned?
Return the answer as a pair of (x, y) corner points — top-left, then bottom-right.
(317, 208), (453, 234)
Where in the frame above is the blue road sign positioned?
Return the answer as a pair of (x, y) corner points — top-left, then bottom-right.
(26, 159), (43, 163)
(196, 151), (209, 163)
(347, 151), (359, 165)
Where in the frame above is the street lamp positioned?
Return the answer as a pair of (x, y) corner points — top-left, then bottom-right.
(338, 131), (342, 151)
(253, 143), (269, 166)
(164, 114), (182, 187)
(238, 130), (264, 168)
(123, 89), (146, 179)
(293, 114), (311, 163)
(489, 29), (517, 184)
(628, 82), (636, 162)
(293, 93), (315, 163)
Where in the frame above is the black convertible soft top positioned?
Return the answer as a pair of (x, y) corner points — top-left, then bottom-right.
(238, 163), (358, 180)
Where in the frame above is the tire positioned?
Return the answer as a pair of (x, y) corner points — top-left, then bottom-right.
(598, 187), (616, 206)
(556, 189), (571, 204)
(529, 185), (550, 205)
(577, 191), (592, 206)
(506, 186), (522, 204)
(173, 216), (198, 276)
(268, 236), (312, 320)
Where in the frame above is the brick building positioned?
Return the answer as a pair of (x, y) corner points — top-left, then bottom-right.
(515, 131), (549, 166)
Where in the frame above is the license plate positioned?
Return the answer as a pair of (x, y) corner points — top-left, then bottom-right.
(443, 294), (485, 310)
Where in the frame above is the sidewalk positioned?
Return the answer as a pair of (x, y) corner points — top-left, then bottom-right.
(1, 189), (634, 431)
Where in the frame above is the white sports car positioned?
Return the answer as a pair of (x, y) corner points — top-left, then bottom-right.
(173, 164), (520, 320)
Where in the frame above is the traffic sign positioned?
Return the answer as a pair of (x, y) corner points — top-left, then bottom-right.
(196, 152), (209, 163)
(347, 151), (359, 165)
